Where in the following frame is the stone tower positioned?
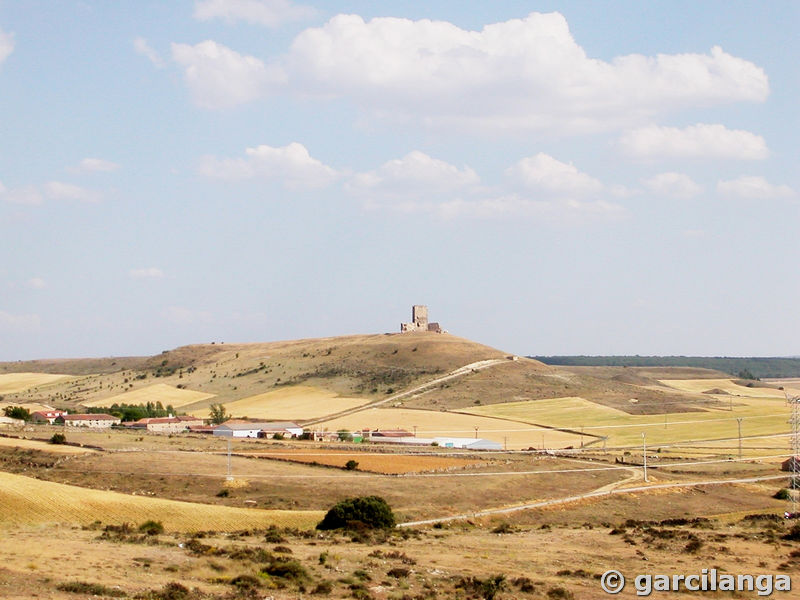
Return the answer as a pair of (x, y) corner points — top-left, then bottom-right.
(412, 305), (428, 329)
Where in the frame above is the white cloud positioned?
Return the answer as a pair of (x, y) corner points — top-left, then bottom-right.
(348, 151), (479, 197)
(194, 0), (316, 27)
(163, 306), (213, 325)
(171, 40), (285, 108)
(129, 267), (165, 279)
(133, 37), (164, 68)
(43, 181), (101, 202)
(285, 13), (769, 133)
(620, 124), (769, 159)
(376, 194), (625, 222)
(716, 176), (794, 200)
(642, 172), (702, 199)
(199, 142), (338, 189)
(75, 157), (120, 173)
(1, 181), (100, 204)
(27, 278), (47, 289)
(0, 310), (41, 332)
(506, 153), (604, 196)
(0, 27), (14, 66)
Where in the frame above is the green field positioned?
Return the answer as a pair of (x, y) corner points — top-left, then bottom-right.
(460, 385), (790, 456)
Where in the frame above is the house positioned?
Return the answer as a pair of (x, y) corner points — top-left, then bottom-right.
(213, 421), (303, 439)
(58, 414), (121, 428)
(125, 415), (204, 434)
(364, 429), (413, 439)
(30, 410), (68, 424)
(368, 435), (502, 450)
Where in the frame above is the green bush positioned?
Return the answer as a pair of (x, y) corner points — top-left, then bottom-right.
(316, 496), (395, 531)
(3, 406), (30, 421)
(138, 520), (165, 535)
(49, 433), (67, 445)
(345, 460), (359, 470)
(56, 581), (125, 597)
(774, 488), (792, 500)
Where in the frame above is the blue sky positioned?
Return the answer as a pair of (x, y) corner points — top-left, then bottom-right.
(1, 1), (797, 360)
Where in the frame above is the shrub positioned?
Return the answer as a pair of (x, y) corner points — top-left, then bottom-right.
(56, 581), (125, 597)
(775, 488), (792, 500)
(784, 524), (800, 541)
(312, 581), (333, 594)
(547, 587), (574, 600)
(229, 574), (261, 590)
(345, 460), (359, 471)
(3, 406), (30, 421)
(316, 496), (396, 531)
(138, 520), (164, 536)
(272, 432), (284, 440)
(216, 489), (230, 498)
(49, 433), (67, 445)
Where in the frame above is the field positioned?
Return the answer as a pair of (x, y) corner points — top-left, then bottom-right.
(659, 378), (787, 397)
(81, 383), (216, 409)
(0, 471), (322, 532)
(314, 407), (586, 450)
(187, 385), (370, 420)
(0, 436), (95, 455)
(239, 448), (487, 474)
(0, 372), (71, 394)
(462, 388), (791, 456)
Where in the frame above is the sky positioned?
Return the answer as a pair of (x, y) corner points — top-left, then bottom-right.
(0, 1), (798, 361)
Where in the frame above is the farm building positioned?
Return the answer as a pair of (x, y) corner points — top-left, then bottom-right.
(370, 435), (502, 450)
(58, 414), (121, 428)
(126, 415), (204, 433)
(0, 416), (24, 426)
(30, 410), (68, 424)
(213, 421), (303, 438)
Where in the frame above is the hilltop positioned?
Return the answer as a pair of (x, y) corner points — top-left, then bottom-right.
(0, 331), (735, 420)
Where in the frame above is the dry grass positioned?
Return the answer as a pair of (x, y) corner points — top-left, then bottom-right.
(0, 372), (71, 394)
(0, 436), (95, 454)
(313, 407), (584, 449)
(0, 471), (322, 531)
(81, 383), (216, 409)
(241, 448), (486, 474)
(189, 385), (370, 420)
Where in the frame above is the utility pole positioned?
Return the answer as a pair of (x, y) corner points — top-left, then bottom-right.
(789, 394), (800, 514)
(737, 417), (743, 460)
(664, 414), (668, 429)
(474, 426), (479, 439)
(413, 425), (417, 437)
(642, 432), (648, 483)
(541, 432), (545, 451)
(504, 436), (507, 451)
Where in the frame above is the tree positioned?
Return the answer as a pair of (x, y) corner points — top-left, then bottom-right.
(345, 459), (359, 470)
(49, 433), (67, 445)
(316, 496), (395, 530)
(337, 429), (352, 442)
(3, 406), (30, 421)
(208, 403), (230, 425)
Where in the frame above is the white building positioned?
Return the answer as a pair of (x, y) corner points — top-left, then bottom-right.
(60, 414), (121, 428)
(212, 421), (303, 438)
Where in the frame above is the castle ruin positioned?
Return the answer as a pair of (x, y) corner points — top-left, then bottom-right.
(400, 305), (443, 333)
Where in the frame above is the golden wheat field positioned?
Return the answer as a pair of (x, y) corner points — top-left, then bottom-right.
(0, 372), (71, 394)
(0, 471), (322, 531)
(658, 378), (785, 398)
(241, 448), (487, 474)
(314, 408), (584, 450)
(189, 385), (371, 420)
(81, 383), (216, 409)
(0, 436), (96, 454)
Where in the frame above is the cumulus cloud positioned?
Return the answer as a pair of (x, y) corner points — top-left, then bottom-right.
(642, 172), (702, 199)
(348, 151), (479, 197)
(506, 153), (604, 196)
(716, 176), (794, 200)
(134, 37), (164, 68)
(0, 27), (14, 65)
(284, 12), (769, 133)
(0, 181), (100, 204)
(74, 157), (120, 173)
(199, 142), (338, 189)
(620, 124), (769, 160)
(27, 278), (47, 289)
(43, 181), (101, 202)
(172, 40), (285, 108)
(194, 0), (316, 27)
(0, 310), (41, 332)
(129, 267), (164, 279)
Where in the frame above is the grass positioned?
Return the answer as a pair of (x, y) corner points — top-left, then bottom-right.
(188, 385), (370, 420)
(461, 389), (790, 453)
(81, 383), (216, 409)
(0, 436), (95, 455)
(314, 407), (585, 450)
(0, 471), (322, 532)
(0, 372), (71, 394)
